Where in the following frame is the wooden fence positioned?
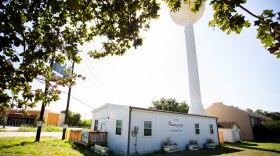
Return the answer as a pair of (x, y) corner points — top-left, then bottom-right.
(66, 129), (108, 147)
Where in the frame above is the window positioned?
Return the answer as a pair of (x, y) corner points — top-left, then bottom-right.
(210, 124), (214, 134)
(144, 121), (152, 136)
(94, 120), (98, 131)
(116, 120), (122, 135)
(195, 123), (200, 134)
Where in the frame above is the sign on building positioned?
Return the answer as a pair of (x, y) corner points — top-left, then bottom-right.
(168, 119), (183, 133)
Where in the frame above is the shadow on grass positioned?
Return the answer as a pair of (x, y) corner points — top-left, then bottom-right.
(70, 145), (248, 156)
(68, 141), (121, 156)
(147, 146), (242, 156)
(68, 141), (94, 156)
(0, 141), (35, 149)
(226, 142), (280, 154)
(226, 142), (259, 147)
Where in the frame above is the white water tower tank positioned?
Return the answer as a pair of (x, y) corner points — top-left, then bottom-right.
(169, 0), (206, 115)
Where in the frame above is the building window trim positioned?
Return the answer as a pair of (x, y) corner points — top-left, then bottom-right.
(210, 124), (214, 134)
(144, 121), (152, 137)
(94, 120), (98, 131)
(195, 123), (200, 135)
(116, 120), (122, 135)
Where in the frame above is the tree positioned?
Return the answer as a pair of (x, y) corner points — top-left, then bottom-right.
(1, 0), (279, 113)
(71, 113), (81, 126)
(266, 112), (280, 121)
(0, 114), (7, 128)
(165, 0), (280, 58)
(0, 0), (160, 112)
(254, 109), (267, 116)
(246, 108), (253, 113)
(253, 121), (280, 141)
(61, 110), (81, 126)
(149, 97), (189, 113)
(246, 108), (280, 121)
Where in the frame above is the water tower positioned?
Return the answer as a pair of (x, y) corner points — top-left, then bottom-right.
(170, 0), (206, 115)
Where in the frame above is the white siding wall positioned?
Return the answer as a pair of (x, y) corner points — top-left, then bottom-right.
(58, 113), (65, 126)
(232, 125), (240, 142)
(218, 125), (240, 143)
(91, 105), (130, 155)
(92, 105), (219, 155)
(129, 109), (219, 154)
(219, 129), (233, 142)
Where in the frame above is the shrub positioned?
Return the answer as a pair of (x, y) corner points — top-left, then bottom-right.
(253, 121), (280, 142)
(206, 138), (214, 143)
(163, 137), (177, 146)
(43, 125), (62, 132)
(80, 119), (92, 127)
(18, 124), (62, 132)
(189, 139), (198, 145)
(18, 124), (37, 132)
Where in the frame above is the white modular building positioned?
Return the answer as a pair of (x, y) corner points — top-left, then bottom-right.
(91, 104), (219, 155)
(218, 122), (240, 143)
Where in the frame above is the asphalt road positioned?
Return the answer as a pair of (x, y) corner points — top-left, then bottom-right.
(0, 132), (63, 138)
(0, 126), (62, 138)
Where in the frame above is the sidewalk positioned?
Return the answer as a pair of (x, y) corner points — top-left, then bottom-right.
(0, 126), (20, 131)
(0, 126), (62, 138)
(0, 132), (63, 138)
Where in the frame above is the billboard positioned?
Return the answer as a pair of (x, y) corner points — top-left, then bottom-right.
(52, 62), (71, 77)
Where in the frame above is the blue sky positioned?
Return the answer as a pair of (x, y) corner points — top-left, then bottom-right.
(42, 0), (280, 119)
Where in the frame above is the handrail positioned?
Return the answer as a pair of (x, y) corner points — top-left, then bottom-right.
(67, 130), (108, 146)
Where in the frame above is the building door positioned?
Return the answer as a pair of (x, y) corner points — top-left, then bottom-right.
(219, 131), (224, 144)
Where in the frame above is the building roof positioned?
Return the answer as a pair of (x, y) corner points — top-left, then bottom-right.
(92, 103), (217, 119)
(131, 106), (217, 118)
(218, 122), (237, 129)
(91, 103), (130, 114)
(209, 102), (272, 121)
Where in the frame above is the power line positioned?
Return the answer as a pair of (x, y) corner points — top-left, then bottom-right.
(80, 52), (116, 101)
(35, 78), (95, 109)
(76, 64), (109, 100)
(60, 90), (95, 109)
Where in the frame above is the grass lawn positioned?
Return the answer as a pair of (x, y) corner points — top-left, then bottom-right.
(0, 137), (279, 156)
(0, 137), (106, 156)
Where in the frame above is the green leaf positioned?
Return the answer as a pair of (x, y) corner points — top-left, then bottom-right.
(276, 52), (280, 58)
(263, 10), (273, 15)
(243, 21), (251, 27)
(254, 20), (261, 26)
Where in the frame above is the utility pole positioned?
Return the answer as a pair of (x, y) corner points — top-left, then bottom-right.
(62, 61), (74, 140)
(36, 58), (54, 142)
(35, 82), (48, 141)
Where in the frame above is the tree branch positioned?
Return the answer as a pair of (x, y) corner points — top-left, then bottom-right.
(229, 0), (262, 20)
(237, 4), (262, 19)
